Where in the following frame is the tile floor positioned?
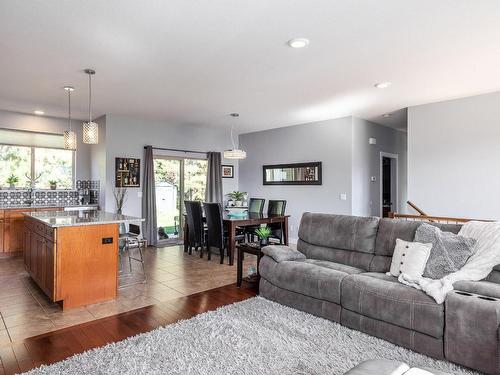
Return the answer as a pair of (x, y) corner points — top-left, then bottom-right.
(0, 245), (258, 344)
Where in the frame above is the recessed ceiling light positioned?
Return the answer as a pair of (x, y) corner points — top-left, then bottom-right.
(33, 110), (45, 115)
(382, 113), (392, 118)
(287, 38), (309, 49)
(374, 82), (392, 89)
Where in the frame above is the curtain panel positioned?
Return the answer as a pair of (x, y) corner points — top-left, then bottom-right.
(205, 151), (223, 203)
(142, 146), (158, 246)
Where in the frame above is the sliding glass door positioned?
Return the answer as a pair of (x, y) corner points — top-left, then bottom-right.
(153, 156), (207, 243)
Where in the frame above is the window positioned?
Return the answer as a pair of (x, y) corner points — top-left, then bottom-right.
(0, 144), (74, 189)
(0, 145), (32, 188)
(153, 156), (208, 242)
(35, 148), (74, 189)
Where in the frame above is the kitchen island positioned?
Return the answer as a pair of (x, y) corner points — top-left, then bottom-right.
(0, 204), (98, 254)
(23, 210), (143, 310)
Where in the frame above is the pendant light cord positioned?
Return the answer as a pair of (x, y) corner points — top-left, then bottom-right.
(67, 89), (72, 131)
(88, 72), (92, 122)
(230, 124), (236, 149)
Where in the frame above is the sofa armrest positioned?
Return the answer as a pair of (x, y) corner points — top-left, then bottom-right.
(454, 280), (500, 299)
(261, 245), (306, 263)
(445, 290), (500, 374)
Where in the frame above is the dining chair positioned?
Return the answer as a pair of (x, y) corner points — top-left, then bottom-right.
(268, 199), (287, 244)
(203, 202), (226, 264)
(245, 198), (266, 242)
(185, 200), (205, 257)
(204, 202), (245, 264)
(248, 198), (265, 214)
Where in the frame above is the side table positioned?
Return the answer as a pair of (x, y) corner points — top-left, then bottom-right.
(237, 243), (264, 289)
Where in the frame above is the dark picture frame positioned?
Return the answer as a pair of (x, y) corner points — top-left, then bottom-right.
(222, 165), (234, 178)
(115, 157), (141, 187)
(263, 161), (322, 185)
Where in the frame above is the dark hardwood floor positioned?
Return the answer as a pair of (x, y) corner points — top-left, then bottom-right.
(0, 284), (257, 375)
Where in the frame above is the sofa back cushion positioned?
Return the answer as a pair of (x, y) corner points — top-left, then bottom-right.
(486, 265), (500, 284)
(297, 213), (380, 270)
(370, 219), (463, 273)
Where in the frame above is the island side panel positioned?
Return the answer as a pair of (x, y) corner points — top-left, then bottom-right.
(56, 223), (118, 309)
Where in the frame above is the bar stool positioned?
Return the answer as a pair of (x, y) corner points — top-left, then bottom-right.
(119, 223), (147, 287)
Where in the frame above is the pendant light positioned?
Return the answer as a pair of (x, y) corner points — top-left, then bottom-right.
(223, 113), (246, 159)
(82, 68), (98, 144)
(63, 86), (77, 150)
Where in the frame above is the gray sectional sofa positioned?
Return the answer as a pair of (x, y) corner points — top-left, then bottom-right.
(259, 213), (500, 375)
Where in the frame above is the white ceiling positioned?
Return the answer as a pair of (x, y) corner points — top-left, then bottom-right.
(1, 0), (500, 133)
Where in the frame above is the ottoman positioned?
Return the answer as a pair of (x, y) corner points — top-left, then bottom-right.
(344, 359), (452, 375)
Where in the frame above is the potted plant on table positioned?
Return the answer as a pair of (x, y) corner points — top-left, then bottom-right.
(48, 180), (58, 190)
(227, 191), (245, 206)
(6, 174), (18, 190)
(255, 226), (272, 247)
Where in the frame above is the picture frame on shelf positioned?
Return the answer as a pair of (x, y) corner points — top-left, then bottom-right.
(222, 165), (234, 178)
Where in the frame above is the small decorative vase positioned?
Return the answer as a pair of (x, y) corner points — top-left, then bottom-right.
(50, 184), (57, 190)
(9, 183), (15, 190)
(235, 200), (242, 207)
(259, 238), (268, 248)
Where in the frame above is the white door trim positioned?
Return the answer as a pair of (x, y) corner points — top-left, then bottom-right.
(380, 152), (399, 217)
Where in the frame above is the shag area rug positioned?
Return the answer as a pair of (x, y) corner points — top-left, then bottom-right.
(26, 297), (479, 375)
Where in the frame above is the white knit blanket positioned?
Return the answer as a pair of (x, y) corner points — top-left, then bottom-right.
(399, 221), (500, 304)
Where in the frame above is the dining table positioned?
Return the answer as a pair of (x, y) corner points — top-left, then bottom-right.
(183, 212), (290, 266)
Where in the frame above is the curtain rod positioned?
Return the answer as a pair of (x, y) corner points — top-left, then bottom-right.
(144, 146), (208, 155)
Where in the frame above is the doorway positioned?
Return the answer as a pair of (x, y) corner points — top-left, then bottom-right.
(380, 152), (398, 218)
(153, 156), (208, 245)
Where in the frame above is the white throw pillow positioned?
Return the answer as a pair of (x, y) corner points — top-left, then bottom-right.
(389, 239), (433, 278)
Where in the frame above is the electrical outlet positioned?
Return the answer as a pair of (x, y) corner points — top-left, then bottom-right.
(340, 193), (347, 201)
(138, 191), (143, 198)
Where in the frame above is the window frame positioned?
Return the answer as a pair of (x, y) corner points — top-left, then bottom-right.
(0, 142), (76, 190)
(153, 155), (208, 244)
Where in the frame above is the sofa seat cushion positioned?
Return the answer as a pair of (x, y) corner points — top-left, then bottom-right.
(341, 273), (444, 338)
(259, 255), (363, 304)
(303, 259), (365, 274)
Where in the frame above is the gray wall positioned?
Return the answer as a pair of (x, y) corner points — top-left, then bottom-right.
(0, 110), (91, 180)
(408, 91), (500, 219)
(239, 117), (353, 241)
(352, 118), (407, 216)
(238, 116), (408, 241)
(100, 115), (239, 217)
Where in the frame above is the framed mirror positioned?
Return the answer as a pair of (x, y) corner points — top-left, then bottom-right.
(263, 162), (322, 185)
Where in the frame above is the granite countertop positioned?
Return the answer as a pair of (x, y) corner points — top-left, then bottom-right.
(23, 210), (144, 228)
(0, 203), (99, 210)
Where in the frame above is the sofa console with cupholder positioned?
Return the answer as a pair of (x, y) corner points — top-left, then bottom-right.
(259, 213), (500, 375)
(445, 289), (500, 375)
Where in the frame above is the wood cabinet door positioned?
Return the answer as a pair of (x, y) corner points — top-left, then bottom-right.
(29, 231), (36, 278)
(0, 220), (4, 253)
(23, 227), (31, 271)
(4, 211), (25, 252)
(44, 240), (55, 299)
(32, 233), (44, 284)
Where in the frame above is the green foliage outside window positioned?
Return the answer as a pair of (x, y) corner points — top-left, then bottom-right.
(0, 145), (31, 188)
(0, 145), (74, 189)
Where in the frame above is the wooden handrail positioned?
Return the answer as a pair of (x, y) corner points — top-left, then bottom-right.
(390, 213), (492, 224)
(407, 201), (428, 216)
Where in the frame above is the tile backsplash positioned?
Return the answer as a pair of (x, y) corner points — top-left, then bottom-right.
(0, 180), (100, 207)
